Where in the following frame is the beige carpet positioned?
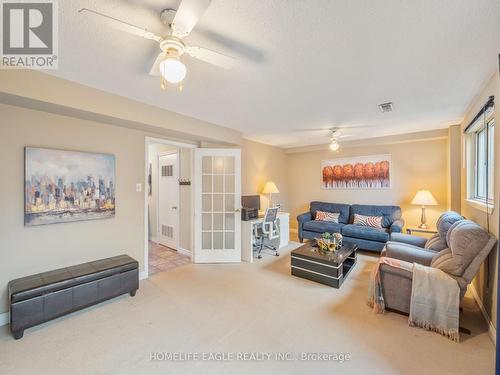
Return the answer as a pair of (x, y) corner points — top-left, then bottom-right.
(0, 243), (494, 374)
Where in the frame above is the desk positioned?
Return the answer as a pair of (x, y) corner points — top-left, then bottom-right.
(242, 212), (290, 263)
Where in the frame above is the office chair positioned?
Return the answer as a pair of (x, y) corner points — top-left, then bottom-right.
(254, 207), (280, 259)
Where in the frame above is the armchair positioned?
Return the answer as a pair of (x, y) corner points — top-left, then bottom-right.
(379, 220), (497, 314)
(383, 211), (464, 259)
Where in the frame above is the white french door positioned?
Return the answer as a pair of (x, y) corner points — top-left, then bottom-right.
(194, 148), (241, 263)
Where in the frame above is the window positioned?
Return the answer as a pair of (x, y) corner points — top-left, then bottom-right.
(474, 121), (494, 201)
(466, 103), (494, 208)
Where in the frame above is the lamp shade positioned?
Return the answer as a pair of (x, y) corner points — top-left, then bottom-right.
(262, 181), (280, 194)
(411, 190), (438, 206)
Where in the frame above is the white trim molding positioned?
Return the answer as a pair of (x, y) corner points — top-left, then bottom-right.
(470, 284), (496, 345)
(465, 199), (495, 214)
(139, 270), (148, 280)
(178, 247), (192, 258)
(0, 312), (9, 327)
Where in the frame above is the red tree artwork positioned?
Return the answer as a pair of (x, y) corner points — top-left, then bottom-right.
(321, 155), (391, 189)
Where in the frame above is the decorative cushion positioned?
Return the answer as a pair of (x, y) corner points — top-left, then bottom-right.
(350, 204), (401, 228)
(315, 211), (340, 223)
(353, 214), (383, 229)
(310, 202), (350, 224)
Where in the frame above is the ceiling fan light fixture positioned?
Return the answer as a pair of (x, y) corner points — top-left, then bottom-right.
(329, 140), (340, 151)
(160, 57), (187, 84)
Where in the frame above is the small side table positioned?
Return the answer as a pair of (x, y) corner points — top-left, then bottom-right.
(406, 227), (438, 235)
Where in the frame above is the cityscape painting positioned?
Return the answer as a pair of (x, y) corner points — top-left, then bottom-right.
(25, 147), (116, 226)
(321, 154), (391, 189)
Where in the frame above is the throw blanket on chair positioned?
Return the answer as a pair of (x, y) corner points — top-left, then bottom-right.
(367, 257), (412, 313)
(409, 263), (460, 342)
(368, 258), (460, 342)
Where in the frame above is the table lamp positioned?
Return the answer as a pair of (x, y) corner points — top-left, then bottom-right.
(411, 190), (438, 229)
(262, 182), (280, 208)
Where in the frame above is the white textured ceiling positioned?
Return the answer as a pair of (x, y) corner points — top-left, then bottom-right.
(51, 0), (500, 148)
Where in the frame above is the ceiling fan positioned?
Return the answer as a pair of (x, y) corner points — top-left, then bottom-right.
(79, 0), (235, 89)
(328, 129), (347, 151)
(292, 125), (372, 133)
(290, 125), (373, 151)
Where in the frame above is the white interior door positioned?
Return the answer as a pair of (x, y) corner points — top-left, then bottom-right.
(158, 153), (179, 249)
(194, 148), (241, 263)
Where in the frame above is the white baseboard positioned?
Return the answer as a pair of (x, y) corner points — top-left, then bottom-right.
(139, 270), (148, 280)
(0, 312), (9, 327)
(470, 284), (496, 345)
(178, 247), (192, 257)
(149, 236), (158, 243)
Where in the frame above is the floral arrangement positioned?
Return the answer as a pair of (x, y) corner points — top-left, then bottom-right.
(316, 232), (343, 252)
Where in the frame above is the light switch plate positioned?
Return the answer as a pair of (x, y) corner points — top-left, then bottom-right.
(136, 183), (142, 192)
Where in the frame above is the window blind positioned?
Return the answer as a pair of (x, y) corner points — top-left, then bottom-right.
(464, 95), (494, 133)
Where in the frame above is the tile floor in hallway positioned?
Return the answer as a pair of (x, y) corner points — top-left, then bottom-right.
(148, 241), (191, 275)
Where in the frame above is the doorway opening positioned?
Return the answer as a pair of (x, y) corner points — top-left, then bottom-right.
(145, 137), (195, 276)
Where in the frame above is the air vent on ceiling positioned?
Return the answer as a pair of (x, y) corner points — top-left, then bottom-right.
(378, 102), (394, 113)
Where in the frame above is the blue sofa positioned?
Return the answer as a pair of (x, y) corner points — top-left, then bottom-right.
(297, 201), (404, 253)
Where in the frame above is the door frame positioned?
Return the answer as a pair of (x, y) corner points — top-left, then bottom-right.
(156, 150), (180, 251)
(144, 136), (197, 279)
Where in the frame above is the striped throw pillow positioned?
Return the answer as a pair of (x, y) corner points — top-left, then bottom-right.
(353, 214), (383, 229)
(315, 211), (340, 223)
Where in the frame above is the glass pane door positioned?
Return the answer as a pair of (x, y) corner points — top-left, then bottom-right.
(194, 149), (241, 263)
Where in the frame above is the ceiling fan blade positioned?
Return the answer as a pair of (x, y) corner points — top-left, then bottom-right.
(195, 27), (266, 63)
(78, 8), (161, 42)
(172, 0), (211, 37)
(333, 125), (372, 129)
(185, 46), (235, 69)
(149, 53), (165, 76)
(292, 125), (372, 132)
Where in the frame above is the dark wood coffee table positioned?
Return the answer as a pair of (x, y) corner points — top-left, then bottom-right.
(291, 241), (358, 288)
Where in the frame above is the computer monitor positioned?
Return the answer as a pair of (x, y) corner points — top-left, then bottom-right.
(241, 195), (260, 210)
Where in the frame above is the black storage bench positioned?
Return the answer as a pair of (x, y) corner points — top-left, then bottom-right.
(8, 254), (139, 339)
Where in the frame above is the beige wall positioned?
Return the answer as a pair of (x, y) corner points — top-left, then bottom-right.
(285, 133), (449, 231)
(0, 71), (242, 146)
(448, 124), (462, 212)
(241, 139), (288, 210)
(0, 103), (146, 314)
(179, 148), (193, 251)
(460, 72), (500, 330)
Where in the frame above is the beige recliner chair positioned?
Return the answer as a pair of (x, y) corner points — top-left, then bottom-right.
(379, 220), (497, 314)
